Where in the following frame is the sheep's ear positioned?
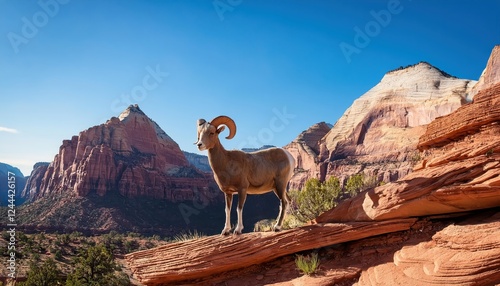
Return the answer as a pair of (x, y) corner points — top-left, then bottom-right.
(216, 126), (226, 134)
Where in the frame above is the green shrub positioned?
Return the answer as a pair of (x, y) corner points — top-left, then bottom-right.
(19, 258), (62, 286)
(295, 252), (320, 275)
(345, 173), (379, 197)
(345, 173), (364, 197)
(66, 243), (129, 286)
(124, 239), (140, 253)
(288, 177), (341, 223)
(282, 213), (303, 229)
(253, 219), (275, 232)
(69, 231), (83, 241)
(144, 240), (156, 249)
(54, 249), (63, 261)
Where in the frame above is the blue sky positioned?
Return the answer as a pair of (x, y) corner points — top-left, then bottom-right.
(1, 0), (499, 175)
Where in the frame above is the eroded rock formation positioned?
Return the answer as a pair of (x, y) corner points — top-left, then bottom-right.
(286, 62), (476, 188)
(284, 122), (332, 190)
(315, 84), (500, 223)
(22, 104), (216, 202)
(356, 212), (500, 286)
(125, 218), (417, 285)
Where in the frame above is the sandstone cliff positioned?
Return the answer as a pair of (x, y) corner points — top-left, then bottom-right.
(469, 45), (500, 99)
(22, 104), (216, 202)
(316, 82), (500, 223)
(286, 62), (476, 188)
(21, 162), (49, 200)
(284, 122), (332, 190)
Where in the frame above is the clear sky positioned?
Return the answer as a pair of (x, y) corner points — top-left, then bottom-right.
(1, 0), (499, 175)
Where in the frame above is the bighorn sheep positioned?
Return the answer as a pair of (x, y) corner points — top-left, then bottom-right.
(195, 116), (295, 235)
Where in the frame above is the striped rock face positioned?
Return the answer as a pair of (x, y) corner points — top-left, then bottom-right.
(286, 62), (476, 189)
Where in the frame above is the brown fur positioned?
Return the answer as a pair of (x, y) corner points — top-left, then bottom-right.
(196, 116), (295, 235)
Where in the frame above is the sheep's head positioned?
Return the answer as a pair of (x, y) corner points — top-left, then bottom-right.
(195, 116), (236, 151)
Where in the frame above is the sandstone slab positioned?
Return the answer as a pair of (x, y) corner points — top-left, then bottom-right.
(125, 218), (416, 285)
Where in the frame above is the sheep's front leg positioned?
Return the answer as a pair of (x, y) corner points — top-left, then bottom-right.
(234, 190), (247, 235)
(221, 193), (233, 236)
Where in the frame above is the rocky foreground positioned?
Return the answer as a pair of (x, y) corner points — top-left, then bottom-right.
(125, 46), (500, 285)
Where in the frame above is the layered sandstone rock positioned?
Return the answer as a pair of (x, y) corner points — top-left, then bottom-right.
(316, 72), (500, 223)
(356, 212), (500, 286)
(469, 45), (500, 99)
(287, 63), (476, 188)
(125, 218), (416, 285)
(284, 122), (332, 190)
(22, 104), (216, 202)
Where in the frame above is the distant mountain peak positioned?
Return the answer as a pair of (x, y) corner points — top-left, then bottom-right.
(118, 104), (146, 121)
(386, 61), (457, 79)
(115, 104), (173, 142)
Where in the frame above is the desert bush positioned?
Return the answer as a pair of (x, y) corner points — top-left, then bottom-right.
(19, 258), (62, 286)
(102, 231), (124, 253)
(151, 234), (161, 241)
(56, 234), (71, 246)
(295, 252), (320, 275)
(54, 249), (63, 261)
(144, 240), (156, 249)
(253, 219), (275, 232)
(345, 173), (364, 197)
(172, 230), (205, 242)
(282, 213), (303, 229)
(69, 231), (83, 241)
(124, 239), (140, 253)
(66, 243), (129, 286)
(288, 176), (341, 223)
(344, 173), (379, 197)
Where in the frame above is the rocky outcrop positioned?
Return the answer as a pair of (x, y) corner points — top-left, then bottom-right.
(469, 45), (500, 99)
(287, 63), (476, 189)
(23, 104), (217, 202)
(316, 87), (500, 223)
(21, 162), (49, 200)
(356, 212), (500, 286)
(284, 122), (332, 190)
(125, 218), (417, 285)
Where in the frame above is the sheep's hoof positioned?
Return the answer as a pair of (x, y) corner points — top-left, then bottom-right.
(233, 230), (242, 235)
(221, 229), (232, 236)
(273, 225), (282, 232)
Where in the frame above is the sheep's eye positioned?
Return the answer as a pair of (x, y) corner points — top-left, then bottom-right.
(210, 132), (215, 135)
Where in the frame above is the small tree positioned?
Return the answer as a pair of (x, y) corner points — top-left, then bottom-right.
(66, 243), (129, 286)
(20, 258), (62, 286)
(345, 173), (379, 197)
(345, 173), (365, 197)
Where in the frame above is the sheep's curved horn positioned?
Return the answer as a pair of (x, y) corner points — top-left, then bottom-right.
(211, 116), (236, 139)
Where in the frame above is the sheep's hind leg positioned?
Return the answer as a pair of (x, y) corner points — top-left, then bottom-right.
(234, 190), (247, 235)
(273, 186), (289, 232)
(221, 193), (233, 236)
